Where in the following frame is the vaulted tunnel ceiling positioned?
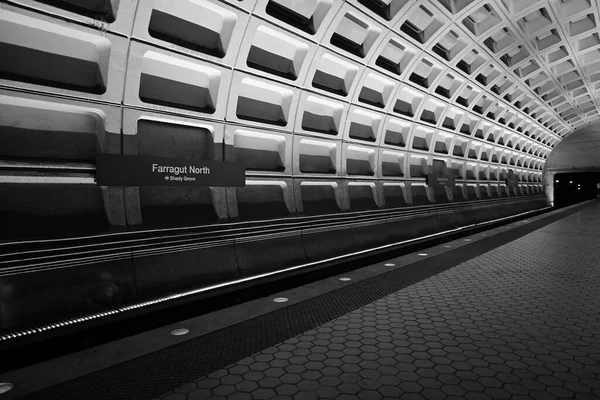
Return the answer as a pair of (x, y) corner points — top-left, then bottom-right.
(4, 0), (598, 217)
(546, 119), (600, 171)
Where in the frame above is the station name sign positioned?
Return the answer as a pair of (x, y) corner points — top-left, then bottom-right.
(427, 173), (456, 187)
(505, 176), (519, 188)
(427, 163), (456, 188)
(96, 154), (245, 187)
(505, 171), (519, 188)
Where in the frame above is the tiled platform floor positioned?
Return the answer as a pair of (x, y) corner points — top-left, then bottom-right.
(158, 201), (600, 400)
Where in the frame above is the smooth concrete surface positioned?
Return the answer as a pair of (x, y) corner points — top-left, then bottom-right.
(545, 123), (600, 173)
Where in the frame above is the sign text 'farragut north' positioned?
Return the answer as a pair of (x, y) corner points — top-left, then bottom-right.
(426, 162), (456, 188)
(96, 154), (245, 187)
(151, 164), (211, 175)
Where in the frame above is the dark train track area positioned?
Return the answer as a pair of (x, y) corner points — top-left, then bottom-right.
(3, 200), (590, 374)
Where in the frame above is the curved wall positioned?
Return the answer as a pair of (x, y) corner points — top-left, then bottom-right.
(1, 0), (577, 240)
(4, 0), (590, 334)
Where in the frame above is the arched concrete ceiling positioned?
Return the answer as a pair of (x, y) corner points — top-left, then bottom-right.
(5, 0), (598, 218)
(546, 120), (600, 172)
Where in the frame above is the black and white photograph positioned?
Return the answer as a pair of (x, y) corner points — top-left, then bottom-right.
(0, 0), (599, 399)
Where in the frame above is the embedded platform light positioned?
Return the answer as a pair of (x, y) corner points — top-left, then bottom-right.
(0, 383), (13, 394)
(384, 263), (396, 267)
(339, 277), (352, 281)
(464, 239), (472, 241)
(170, 328), (190, 336)
(273, 297), (288, 303)
(443, 245), (452, 248)
(418, 253), (428, 256)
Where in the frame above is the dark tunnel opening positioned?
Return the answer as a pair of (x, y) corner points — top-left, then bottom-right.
(553, 172), (600, 208)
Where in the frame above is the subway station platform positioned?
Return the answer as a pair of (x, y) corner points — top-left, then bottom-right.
(2, 200), (600, 400)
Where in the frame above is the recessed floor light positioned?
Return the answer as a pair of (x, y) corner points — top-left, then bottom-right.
(464, 239), (472, 241)
(170, 328), (190, 336)
(418, 253), (428, 256)
(443, 245), (452, 248)
(339, 277), (351, 281)
(0, 383), (13, 395)
(273, 297), (288, 303)
(384, 263), (395, 267)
